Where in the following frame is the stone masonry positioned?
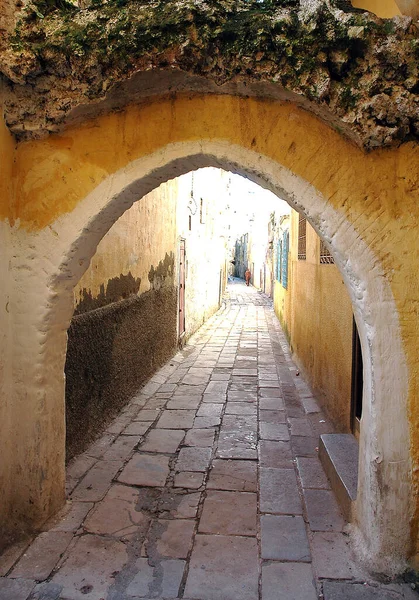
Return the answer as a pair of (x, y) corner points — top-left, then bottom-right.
(0, 280), (415, 600)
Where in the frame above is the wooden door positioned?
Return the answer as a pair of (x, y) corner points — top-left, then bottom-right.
(179, 240), (186, 337)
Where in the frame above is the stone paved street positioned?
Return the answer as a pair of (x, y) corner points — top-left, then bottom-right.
(0, 280), (415, 600)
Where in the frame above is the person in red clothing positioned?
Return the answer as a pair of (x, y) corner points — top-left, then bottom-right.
(245, 268), (251, 286)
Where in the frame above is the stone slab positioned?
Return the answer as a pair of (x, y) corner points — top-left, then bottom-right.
(28, 582), (63, 600)
(259, 409), (286, 424)
(207, 459), (257, 491)
(102, 435), (140, 462)
(84, 484), (149, 537)
(176, 447), (212, 472)
(322, 581), (418, 600)
(184, 428), (215, 447)
(258, 440), (293, 468)
(156, 410), (196, 429)
(311, 532), (362, 579)
(260, 422), (290, 441)
(118, 454), (170, 487)
(304, 489), (346, 532)
(225, 402), (257, 416)
(126, 558), (185, 598)
(288, 418), (313, 437)
(259, 397), (285, 410)
(159, 491), (201, 519)
(0, 540), (32, 577)
(70, 460), (122, 502)
(260, 468), (303, 514)
(199, 490), (257, 536)
(261, 562), (317, 600)
(184, 535), (259, 600)
(51, 535), (128, 599)
(140, 429), (185, 453)
(196, 404), (223, 417)
(123, 421), (152, 436)
(148, 520), (195, 559)
(195, 414), (222, 428)
(291, 436), (318, 457)
(166, 397), (202, 410)
(0, 577), (35, 600)
(261, 515), (311, 561)
(173, 472), (205, 489)
(48, 501), (93, 533)
(11, 532), (73, 581)
(296, 457), (330, 490)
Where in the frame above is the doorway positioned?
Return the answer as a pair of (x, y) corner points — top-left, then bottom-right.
(179, 239), (186, 339)
(351, 317), (363, 437)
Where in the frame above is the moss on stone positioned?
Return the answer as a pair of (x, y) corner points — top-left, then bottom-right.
(3, 0), (419, 147)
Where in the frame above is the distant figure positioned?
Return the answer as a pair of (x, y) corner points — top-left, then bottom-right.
(245, 268), (251, 286)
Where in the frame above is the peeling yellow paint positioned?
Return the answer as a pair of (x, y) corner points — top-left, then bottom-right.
(0, 113), (15, 222)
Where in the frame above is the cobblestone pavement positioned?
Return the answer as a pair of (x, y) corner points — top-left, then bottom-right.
(0, 280), (416, 600)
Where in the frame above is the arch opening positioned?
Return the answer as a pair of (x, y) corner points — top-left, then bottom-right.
(39, 140), (410, 574)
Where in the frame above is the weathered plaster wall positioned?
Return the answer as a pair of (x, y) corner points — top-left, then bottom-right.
(65, 287), (177, 460)
(1, 95), (419, 571)
(352, 0), (401, 17)
(177, 169), (228, 339)
(65, 167), (228, 459)
(74, 180), (178, 305)
(281, 211), (353, 431)
(0, 110), (15, 549)
(65, 182), (178, 459)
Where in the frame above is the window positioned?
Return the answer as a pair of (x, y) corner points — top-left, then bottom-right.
(320, 239), (334, 264)
(298, 214), (306, 260)
(282, 230), (289, 289)
(276, 240), (282, 283)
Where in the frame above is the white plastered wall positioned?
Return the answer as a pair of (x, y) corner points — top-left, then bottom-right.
(5, 140), (410, 573)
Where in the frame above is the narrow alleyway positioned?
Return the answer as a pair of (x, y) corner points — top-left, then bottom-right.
(0, 281), (415, 600)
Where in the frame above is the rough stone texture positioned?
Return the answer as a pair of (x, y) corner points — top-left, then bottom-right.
(262, 562), (317, 600)
(126, 558), (185, 599)
(0, 577), (35, 600)
(2, 1), (419, 149)
(199, 490), (257, 535)
(148, 519), (195, 559)
(261, 514), (311, 561)
(322, 581), (419, 599)
(0, 280), (413, 597)
(11, 532), (73, 581)
(83, 484), (149, 537)
(184, 535), (259, 600)
(207, 459), (257, 491)
(260, 467), (303, 514)
(140, 429), (185, 453)
(50, 535), (128, 599)
(311, 531), (363, 579)
(118, 454), (170, 487)
(65, 288), (177, 460)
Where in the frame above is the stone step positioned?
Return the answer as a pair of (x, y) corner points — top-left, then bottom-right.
(319, 433), (359, 520)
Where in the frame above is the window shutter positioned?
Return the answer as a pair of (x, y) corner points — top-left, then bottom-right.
(282, 231), (289, 289)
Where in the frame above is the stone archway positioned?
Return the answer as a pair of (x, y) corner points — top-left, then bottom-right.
(18, 139), (410, 573)
(3, 93), (416, 574)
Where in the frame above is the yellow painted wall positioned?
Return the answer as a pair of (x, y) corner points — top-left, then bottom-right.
(0, 111), (14, 220)
(74, 179), (178, 305)
(352, 0), (401, 17)
(3, 94), (419, 556)
(0, 111), (14, 542)
(177, 168), (229, 338)
(282, 211), (354, 431)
